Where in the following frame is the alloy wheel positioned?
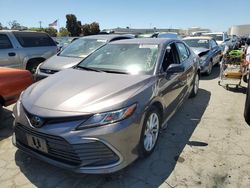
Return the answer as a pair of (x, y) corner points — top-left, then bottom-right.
(194, 74), (199, 95)
(144, 113), (159, 151)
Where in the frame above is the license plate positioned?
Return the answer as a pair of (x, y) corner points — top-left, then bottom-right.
(26, 134), (48, 153)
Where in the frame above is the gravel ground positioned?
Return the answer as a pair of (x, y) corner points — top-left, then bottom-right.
(0, 66), (250, 188)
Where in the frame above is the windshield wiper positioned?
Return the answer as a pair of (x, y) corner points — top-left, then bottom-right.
(75, 66), (103, 72)
(102, 70), (128, 74)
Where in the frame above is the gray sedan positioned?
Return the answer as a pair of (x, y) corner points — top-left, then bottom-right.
(13, 38), (200, 174)
(35, 34), (132, 80)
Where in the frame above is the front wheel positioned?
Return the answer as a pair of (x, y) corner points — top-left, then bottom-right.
(189, 73), (199, 98)
(139, 106), (161, 158)
(205, 61), (213, 76)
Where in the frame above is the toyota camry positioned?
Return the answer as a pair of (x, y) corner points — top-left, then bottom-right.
(13, 38), (200, 174)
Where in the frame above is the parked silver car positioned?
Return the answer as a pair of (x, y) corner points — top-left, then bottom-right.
(13, 38), (200, 174)
(35, 35), (132, 80)
(0, 30), (57, 73)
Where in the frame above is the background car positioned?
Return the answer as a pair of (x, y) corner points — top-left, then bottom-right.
(0, 30), (57, 73)
(13, 38), (200, 174)
(183, 36), (222, 75)
(0, 68), (33, 122)
(35, 34), (133, 80)
(53, 37), (80, 52)
(157, 32), (182, 39)
(202, 32), (229, 45)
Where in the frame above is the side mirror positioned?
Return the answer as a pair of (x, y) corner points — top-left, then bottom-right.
(166, 64), (184, 74)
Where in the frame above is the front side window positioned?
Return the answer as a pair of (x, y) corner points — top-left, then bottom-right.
(176, 43), (189, 62)
(77, 43), (159, 75)
(13, 32), (56, 47)
(0, 34), (13, 49)
(60, 38), (107, 58)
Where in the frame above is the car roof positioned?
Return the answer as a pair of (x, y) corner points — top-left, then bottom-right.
(81, 34), (132, 42)
(184, 36), (212, 40)
(109, 38), (175, 45)
(203, 32), (225, 35)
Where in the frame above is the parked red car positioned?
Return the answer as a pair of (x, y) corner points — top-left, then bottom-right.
(0, 68), (33, 109)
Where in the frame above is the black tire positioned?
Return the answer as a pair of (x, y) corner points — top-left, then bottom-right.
(244, 77), (250, 125)
(27, 60), (43, 74)
(243, 74), (248, 83)
(138, 106), (161, 158)
(189, 73), (199, 98)
(0, 104), (3, 125)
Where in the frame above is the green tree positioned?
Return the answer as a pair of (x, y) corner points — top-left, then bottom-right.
(66, 14), (81, 36)
(9, 20), (21, 30)
(0, 22), (2, 30)
(89, 22), (100, 35)
(82, 24), (91, 36)
(58, 27), (70, 37)
(28, 27), (57, 37)
(44, 27), (57, 37)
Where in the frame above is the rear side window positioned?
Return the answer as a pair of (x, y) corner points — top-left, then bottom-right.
(13, 32), (56, 47)
(0, 34), (13, 49)
(176, 42), (189, 62)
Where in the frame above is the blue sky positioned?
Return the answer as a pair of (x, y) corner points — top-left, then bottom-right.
(0, 0), (248, 31)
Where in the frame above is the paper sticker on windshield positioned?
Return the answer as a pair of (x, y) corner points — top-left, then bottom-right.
(139, 44), (158, 49)
(198, 40), (208, 43)
(97, 39), (107, 43)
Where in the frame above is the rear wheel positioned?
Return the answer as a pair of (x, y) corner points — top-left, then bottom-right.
(244, 75), (250, 125)
(139, 106), (161, 157)
(26, 59), (44, 74)
(189, 73), (199, 98)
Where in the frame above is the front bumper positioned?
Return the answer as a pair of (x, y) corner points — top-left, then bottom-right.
(12, 105), (143, 174)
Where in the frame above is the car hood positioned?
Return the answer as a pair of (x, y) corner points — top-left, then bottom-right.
(191, 47), (210, 57)
(40, 54), (83, 71)
(22, 69), (152, 116)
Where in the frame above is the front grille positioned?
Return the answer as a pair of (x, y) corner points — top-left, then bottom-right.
(23, 107), (91, 127)
(15, 124), (119, 167)
(40, 68), (58, 74)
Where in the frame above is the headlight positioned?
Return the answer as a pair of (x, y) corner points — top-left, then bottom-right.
(77, 103), (137, 129)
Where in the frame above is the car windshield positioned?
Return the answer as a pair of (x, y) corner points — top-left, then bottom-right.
(77, 43), (159, 75)
(184, 39), (209, 49)
(203, 34), (223, 41)
(59, 38), (107, 58)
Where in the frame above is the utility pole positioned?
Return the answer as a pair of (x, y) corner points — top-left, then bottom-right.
(39, 21), (42, 28)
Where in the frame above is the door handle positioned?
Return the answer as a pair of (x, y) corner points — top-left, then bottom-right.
(8, 52), (16, 57)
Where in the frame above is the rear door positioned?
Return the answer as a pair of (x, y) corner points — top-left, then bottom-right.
(0, 34), (20, 68)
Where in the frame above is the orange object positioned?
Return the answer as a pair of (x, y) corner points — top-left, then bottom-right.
(225, 71), (242, 79)
(0, 68), (33, 106)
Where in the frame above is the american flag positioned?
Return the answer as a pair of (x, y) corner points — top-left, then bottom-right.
(49, 20), (57, 27)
